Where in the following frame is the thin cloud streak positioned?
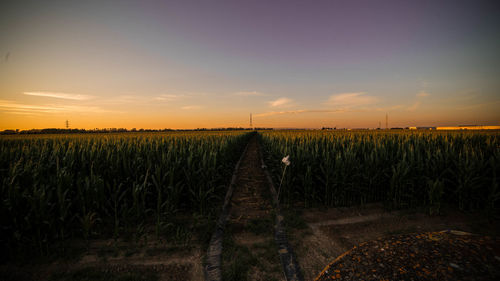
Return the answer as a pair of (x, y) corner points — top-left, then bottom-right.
(154, 94), (184, 101)
(374, 104), (405, 111)
(407, 91), (430, 111)
(327, 92), (378, 107)
(0, 100), (114, 114)
(268, 97), (294, 107)
(100, 95), (147, 105)
(5, 111), (44, 116)
(24, 91), (94, 101)
(181, 105), (201, 110)
(255, 109), (345, 117)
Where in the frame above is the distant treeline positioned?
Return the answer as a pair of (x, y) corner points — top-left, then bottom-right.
(0, 127), (272, 135)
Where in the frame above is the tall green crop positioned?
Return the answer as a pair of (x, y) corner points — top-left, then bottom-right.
(260, 130), (500, 214)
(0, 131), (253, 261)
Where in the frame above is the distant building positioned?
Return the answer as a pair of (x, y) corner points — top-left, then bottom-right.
(409, 126), (436, 130)
(436, 125), (500, 130)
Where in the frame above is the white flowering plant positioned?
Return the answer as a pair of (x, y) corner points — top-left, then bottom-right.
(277, 155), (290, 204)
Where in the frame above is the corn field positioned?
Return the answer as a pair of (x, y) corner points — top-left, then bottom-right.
(260, 130), (500, 215)
(0, 131), (252, 260)
(2, 129), (499, 262)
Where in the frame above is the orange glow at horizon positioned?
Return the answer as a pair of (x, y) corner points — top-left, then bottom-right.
(1, 96), (499, 130)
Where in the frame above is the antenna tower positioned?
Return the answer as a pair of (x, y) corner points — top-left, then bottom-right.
(65, 120), (69, 129)
(249, 113), (253, 129)
(385, 113), (388, 129)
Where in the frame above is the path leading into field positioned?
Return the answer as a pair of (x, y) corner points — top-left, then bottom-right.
(223, 136), (284, 280)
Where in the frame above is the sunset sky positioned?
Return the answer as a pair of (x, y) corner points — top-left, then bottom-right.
(1, 0), (499, 129)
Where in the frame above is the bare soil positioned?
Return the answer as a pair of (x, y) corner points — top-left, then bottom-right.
(287, 204), (500, 281)
(316, 231), (500, 281)
(0, 236), (204, 281)
(223, 136), (283, 281)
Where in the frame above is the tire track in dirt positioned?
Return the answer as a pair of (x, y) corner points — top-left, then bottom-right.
(226, 136), (283, 281)
(258, 142), (304, 281)
(205, 135), (287, 280)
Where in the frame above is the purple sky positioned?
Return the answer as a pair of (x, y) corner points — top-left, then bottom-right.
(0, 0), (499, 129)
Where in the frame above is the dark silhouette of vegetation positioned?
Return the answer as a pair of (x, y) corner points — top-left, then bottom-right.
(261, 130), (500, 216)
(0, 131), (254, 262)
(0, 127), (273, 135)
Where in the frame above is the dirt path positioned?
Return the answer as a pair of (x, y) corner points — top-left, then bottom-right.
(222, 136), (284, 280)
(0, 238), (205, 281)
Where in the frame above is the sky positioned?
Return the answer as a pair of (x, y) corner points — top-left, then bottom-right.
(1, 0), (499, 129)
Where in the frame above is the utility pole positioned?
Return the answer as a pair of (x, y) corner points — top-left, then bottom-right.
(249, 113), (253, 129)
(65, 120), (69, 129)
(385, 113), (388, 129)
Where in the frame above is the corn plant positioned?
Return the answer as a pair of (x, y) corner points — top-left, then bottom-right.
(259, 130), (499, 214)
(0, 131), (253, 261)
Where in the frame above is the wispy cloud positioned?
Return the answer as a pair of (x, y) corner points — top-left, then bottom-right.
(373, 104), (405, 111)
(255, 109), (345, 117)
(407, 91), (430, 111)
(268, 97), (294, 108)
(255, 109), (307, 117)
(181, 105), (201, 110)
(5, 111), (43, 116)
(24, 91), (94, 101)
(234, 91), (265, 97)
(0, 99), (113, 114)
(327, 92), (378, 107)
(154, 94), (186, 101)
(99, 95), (152, 105)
